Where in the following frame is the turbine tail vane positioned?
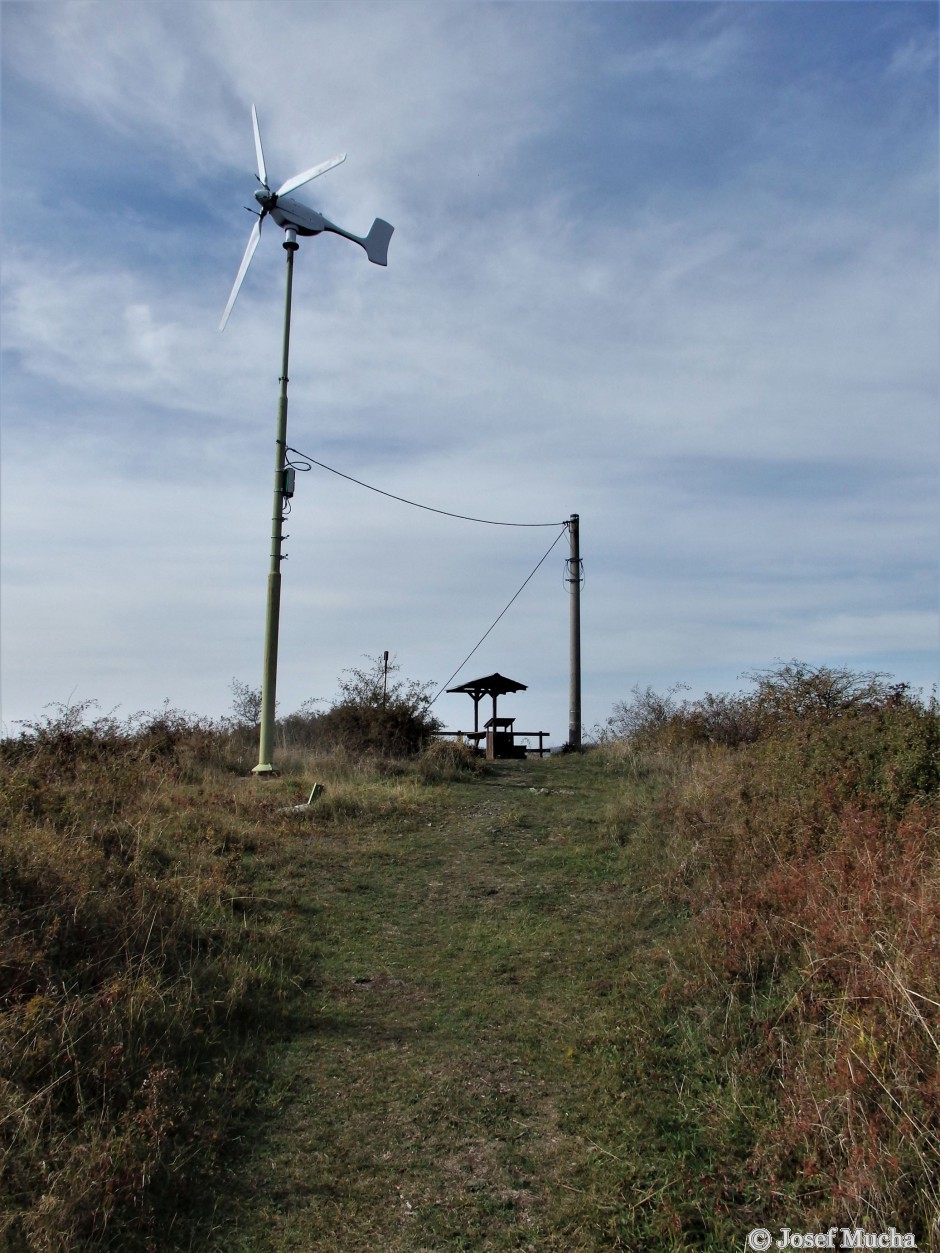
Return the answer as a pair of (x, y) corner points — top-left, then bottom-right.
(322, 217), (394, 266)
(363, 218), (394, 267)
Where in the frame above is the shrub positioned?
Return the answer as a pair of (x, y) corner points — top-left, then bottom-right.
(226, 660), (442, 760)
(744, 658), (904, 722)
(604, 683), (691, 744)
(605, 660), (935, 752)
(226, 678), (262, 729)
(312, 655), (442, 757)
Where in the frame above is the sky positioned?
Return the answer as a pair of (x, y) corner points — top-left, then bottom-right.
(2, 0), (938, 746)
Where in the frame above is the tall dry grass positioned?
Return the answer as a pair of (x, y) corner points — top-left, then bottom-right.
(0, 706), (296, 1250)
(0, 703), (487, 1249)
(602, 666), (939, 1236)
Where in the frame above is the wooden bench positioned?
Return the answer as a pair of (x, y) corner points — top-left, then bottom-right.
(435, 729), (551, 758)
(509, 731), (551, 758)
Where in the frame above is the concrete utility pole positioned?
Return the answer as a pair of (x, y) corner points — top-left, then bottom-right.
(566, 513), (582, 749)
(253, 229), (298, 774)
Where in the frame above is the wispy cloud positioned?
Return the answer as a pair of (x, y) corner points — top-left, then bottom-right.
(2, 1), (937, 737)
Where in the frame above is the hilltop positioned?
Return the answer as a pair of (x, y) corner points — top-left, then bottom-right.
(1, 671), (937, 1249)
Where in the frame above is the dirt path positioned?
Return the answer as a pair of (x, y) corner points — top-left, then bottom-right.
(210, 757), (674, 1250)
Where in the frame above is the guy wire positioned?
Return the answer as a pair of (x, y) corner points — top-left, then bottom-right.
(430, 526), (568, 705)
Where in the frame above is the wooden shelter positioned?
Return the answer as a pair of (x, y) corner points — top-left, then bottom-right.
(443, 672), (548, 759)
(447, 672), (528, 736)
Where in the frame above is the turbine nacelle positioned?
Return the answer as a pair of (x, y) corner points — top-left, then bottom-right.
(220, 104), (393, 330)
(270, 196), (326, 237)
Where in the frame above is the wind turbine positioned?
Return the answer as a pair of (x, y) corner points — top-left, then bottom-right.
(220, 104), (393, 775)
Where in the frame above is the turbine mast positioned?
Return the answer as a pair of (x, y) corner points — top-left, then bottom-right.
(254, 228), (299, 774)
(220, 106), (392, 775)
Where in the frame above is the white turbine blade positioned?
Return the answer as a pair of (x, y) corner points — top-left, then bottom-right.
(251, 103), (267, 187)
(219, 218), (262, 331)
(275, 153), (346, 199)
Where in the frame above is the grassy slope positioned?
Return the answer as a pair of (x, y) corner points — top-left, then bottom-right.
(209, 753), (743, 1251)
(4, 718), (936, 1249)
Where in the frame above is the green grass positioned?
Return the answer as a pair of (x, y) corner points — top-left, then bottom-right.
(201, 753), (743, 1250)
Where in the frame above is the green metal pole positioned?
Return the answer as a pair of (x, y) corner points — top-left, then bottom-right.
(254, 229), (299, 775)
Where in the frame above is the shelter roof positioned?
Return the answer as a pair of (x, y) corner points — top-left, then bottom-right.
(447, 672), (528, 698)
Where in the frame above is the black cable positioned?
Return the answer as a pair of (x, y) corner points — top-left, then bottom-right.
(286, 445), (563, 528)
(280, 443), (570, 704)
(429, 526), (568, 705)
(285, 447), (312, 473)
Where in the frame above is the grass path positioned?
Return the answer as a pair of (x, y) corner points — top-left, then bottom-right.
(211, 754), (701, 1250)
